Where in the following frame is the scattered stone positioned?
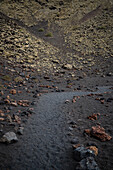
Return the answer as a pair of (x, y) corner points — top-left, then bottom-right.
(69, 127), (73, 131)
(44, 76), (50, 80)
(74, 146), (95, 161)
(68, 120), (76, 125)
(87, 142), (98, 148)
(49, 6), (57, 10)
(10, 89), (17, 95)
(0, 132), (18, 143)
(86, 146), (98, 156)
(106, 72), (112, 76)
(67, 132), (74, 136)
(0, 112), (5, 117)
(14, 115), (21, 124)
(65, 100), (70, 103)
(100, 100), (105, 104)
(31, 76), (36, 80)
(11, 102), (18, 107)
(4, 99), (10, 104)
(7, 115), (12, 123)
(21, 111), (28, 116)
(39, 90), (48, 93)
(0, 110), (4, 114)
(20, 72), (25, 77)
(17, 127), (24, 135)
(84, 126), (112, 141)
(87, 113), (100, 121)
(18, 100), (29, 107)
(27, 108), (35, 114)
(72, 124), (77, 128)
(76, 157), (100, 170)
(0, 117), (5, 121)
(72, 97), (76, 103)
(72, 144), (81, 149)
(31, 101), (37, 105)
(71, 137), (79, 144)
(52, 60), (59, 64)
(62, 64), (73, 70)
(0, 91), (4, 96)
(107, 97), (113, 102)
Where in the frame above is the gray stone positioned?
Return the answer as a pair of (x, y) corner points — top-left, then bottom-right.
(76, 157), (100, 170)
(71, 137), (79, 144)
(62, 64), (73, 70)
(17, 127), (24, 135)
(0, 132), (18, 143)
(106, 72), (112, 76)
(68, 120), (77, 125)
(69, 127), (73, 131)
(74, 147), (95, 161)
(20, 72), (25, 77)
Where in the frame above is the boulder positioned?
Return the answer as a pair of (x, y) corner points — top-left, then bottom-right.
(76, 157), (100, 170)
(74, 146), (95, 161)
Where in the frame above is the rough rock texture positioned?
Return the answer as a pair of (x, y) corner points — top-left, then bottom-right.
(0, 132), (18, 143)
(91, 126), (112, 141)
(76, 157), (100, 170)
(85, 126), (112, 142)
(87, 146), (98, 156)
(74, 146), (95, 162)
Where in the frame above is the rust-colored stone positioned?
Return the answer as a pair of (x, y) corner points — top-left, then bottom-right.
(0, 117), (5, 121)
(87, 113), (100, 121)
(0, 110), (3, 114)
(85, 126), (112, 141)
(87, 146), (98, 156)
(4, 99), (10, 104)
(84, 129), (91, 135)
(18, 100), (29, 107)
(72, 144), (81, 149)
(10, 89), (16, 95)
(91, 126), (112, 141)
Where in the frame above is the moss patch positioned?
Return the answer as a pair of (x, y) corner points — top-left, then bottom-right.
(45, 32), (53, 37)
(38, 28), (44, 32)
(2, 75), (12, 81)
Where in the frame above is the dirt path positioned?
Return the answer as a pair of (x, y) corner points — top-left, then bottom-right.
(0, 86), (112, 170)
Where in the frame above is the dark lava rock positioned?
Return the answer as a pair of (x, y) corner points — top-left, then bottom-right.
(49, 6), (57, 10)
(31, 76), (36, 80)
(68, 120), (77, 125)
(71, 137), (79, 144)
(31, 101), (37, 105)
(17, 127), (24, 135)
(107, 97), (113, 102)
(21, 111), (28, 116)
(59, 1), (64, 5)
(20, 72), (25, 77)
(76, 157), (100, 170)
(106, 72), (112, 76)
(8, 106), (13, 110)
(0, 101), (5, 105)
(87, 142), (98, 148)
(27, 108), (35, 114)
(74, 146), (95, 162)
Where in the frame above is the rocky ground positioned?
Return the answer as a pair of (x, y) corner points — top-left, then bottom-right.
(0, 0), (113, 169)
